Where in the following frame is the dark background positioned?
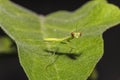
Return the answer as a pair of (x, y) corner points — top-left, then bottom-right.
(0, 0), (120, 80)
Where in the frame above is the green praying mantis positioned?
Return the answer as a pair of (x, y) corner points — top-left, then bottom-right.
(43, 31), (82, 69)
(44, 24), (82, 43)
(43, 25), (82, 54)
(44, 32), (82, 43)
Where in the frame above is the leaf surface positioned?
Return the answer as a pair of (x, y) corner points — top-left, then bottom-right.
(0, 0), (120, 80)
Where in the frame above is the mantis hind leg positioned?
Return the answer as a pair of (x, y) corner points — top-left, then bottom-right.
(45, 48), (59, 70)
(66, 43), (76, 53)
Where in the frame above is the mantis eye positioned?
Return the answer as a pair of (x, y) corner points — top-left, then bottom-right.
(71, 32), (82, 38)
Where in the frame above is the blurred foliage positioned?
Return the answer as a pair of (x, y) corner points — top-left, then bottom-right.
(0, 36), (15, 54)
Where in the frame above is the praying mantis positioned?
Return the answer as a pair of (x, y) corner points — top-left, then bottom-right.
(43, 24), (82, 52)
(44, 32), (82, 43)
(43, 31), (82, 56)
(43, 31), (82, 69)
(44, 24), (82, 43)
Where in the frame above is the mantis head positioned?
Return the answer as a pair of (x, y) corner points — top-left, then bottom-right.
(71, 32), (82, 38)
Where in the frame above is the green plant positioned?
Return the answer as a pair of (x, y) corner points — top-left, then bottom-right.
(0, 0), (120, 80)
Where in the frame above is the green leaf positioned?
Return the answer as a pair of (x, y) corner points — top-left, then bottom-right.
(0, 36), (15, 53)
(0, 0), (120, 80)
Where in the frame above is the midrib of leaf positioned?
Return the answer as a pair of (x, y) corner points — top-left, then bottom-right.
(40, 15), (61, 80)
